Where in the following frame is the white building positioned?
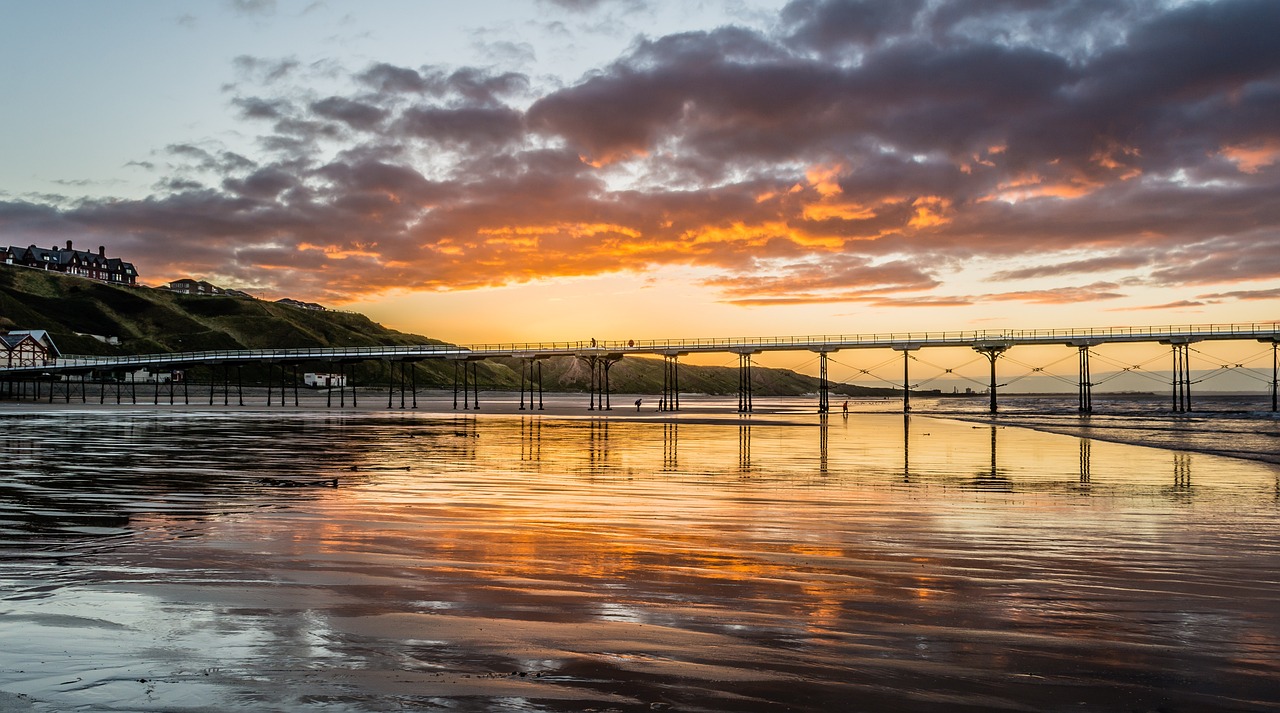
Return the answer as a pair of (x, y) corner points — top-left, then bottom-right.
(304, 372), (347, 388)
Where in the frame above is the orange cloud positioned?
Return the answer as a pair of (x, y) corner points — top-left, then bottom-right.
(683, 221), (844, 250)
(1220, 140), (1280, 174)
(297, 242), (383, 260)
(804, 164), (845, 197)
(907, 196), (951, 228)
(801, 202), (877, 221)
(1085, 139), (1143, 181)
(977, 173), (1101, 203)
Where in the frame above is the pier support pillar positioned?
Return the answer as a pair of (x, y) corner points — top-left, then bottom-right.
(534, 359), (544, 410)
(903, 350), (910, 413)
(517, 357), (544, 411)
(973, 344), (1010, 414)
(893, 345), (919, 413)
(1263, 339), (1278, 413)
(816, 351), (830, 413)
(519, 359), (528, 410)
(661, 354), (681, 412)
(603, 357), (614, 410)
(451, 360), (479, 410)
(339, 363), (347, 408)
(386, 361), (410, 409)
(469, 361), (480, 410)
(584, 355), (620, 411)
(1166, 342), (1192, 413)
(1073, 344), (1094, 413)
(737, 351), (754, 413)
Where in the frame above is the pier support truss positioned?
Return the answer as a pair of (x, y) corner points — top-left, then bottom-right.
(661, 354), (681, 412)
(519, 358), (544, 411)
(892, 345), (919, 413)
(1264, 339), (1279, 412)
(1070, 343), (1095, 413)
(737, 351), (754, 413)
(386, 360), (418, 409)
(1166, 341), (1193, 413)
(816, 351), (830, 413)
(208, 364), (245, 406)
(52, 373), (89, 404)
(452, 359), (481, 410)
(586, 355), (619, 411)
(327, 362), (358, 408)
(267, 363), (300, 407)
(973, 343), (1011, 414)
(149, 371), (182, 405)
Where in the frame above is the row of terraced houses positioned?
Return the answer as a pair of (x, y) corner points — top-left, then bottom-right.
(3, 240), (138, 285)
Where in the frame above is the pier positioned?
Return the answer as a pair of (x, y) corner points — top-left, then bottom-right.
(3, 322), (1277, 413)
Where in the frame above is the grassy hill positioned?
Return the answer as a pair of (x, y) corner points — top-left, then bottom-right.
(0, 266), (904, 397)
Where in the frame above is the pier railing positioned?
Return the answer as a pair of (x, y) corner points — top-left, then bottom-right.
(3, 321), (1277, 377)
(462, 322), (1280, 354)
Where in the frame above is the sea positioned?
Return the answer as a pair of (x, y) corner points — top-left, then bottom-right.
(1, 394), (1278, 712)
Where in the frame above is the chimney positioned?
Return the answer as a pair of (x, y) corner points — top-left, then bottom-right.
(98, 246), (106, 257)
(66, 240), (73, 250)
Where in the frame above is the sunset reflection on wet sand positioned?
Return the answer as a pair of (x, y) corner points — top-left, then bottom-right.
(2, 405), (1279, 712)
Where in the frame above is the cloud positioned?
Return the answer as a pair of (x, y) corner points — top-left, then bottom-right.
(990, 253), (1154, 281)
(7, 0), (1279, 310)
(782, 0), (923, 52)
(397, 106), (524, 148)
(986, 283), (1126, 305)
(228, 0), (275, 16)
(1128, 300), (1206, 310)
(1196, 287), (1280, 302)
(309, 97), (388, 131)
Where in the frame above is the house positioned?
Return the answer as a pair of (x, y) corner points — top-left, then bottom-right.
(164, 278), (225, 296)
(304, 372), (347, 388)
(1, 329), (60, 368)
(3, 241), (138, 285)
(123, 368), (180, 384)
(276, 295), (327, 309)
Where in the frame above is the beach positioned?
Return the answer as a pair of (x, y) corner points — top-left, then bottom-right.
(2, 398), (1279, 711)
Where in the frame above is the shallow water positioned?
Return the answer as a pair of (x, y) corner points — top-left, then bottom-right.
(2, 406), (1279, 712)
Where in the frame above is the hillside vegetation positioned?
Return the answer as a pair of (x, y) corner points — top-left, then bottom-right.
(0, 266), (902, 397)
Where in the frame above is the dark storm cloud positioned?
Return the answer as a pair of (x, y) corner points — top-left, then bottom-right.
(221, 166), (299, 200)
(165, 144), (257, 173)
(17, 0), (1280, 308)
(782, 0), (924, 51)
(356, 64), (530, 105)
(398, 106), (524, 148)
(232, 96), (291, 120)
(357, 63), (430, 94)
(310, 97), (389, 131)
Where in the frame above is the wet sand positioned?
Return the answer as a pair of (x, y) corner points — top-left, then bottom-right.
(2, 403), (1279, 711)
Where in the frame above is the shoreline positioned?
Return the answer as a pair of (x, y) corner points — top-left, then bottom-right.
(4, 389), (1280, 467)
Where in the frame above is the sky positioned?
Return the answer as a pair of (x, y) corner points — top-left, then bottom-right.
(2, 0), (1278, 348)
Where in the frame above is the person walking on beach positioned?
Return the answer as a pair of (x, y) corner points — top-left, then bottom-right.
(842, 400), (849, 416)
(635, 398), (642, 411)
